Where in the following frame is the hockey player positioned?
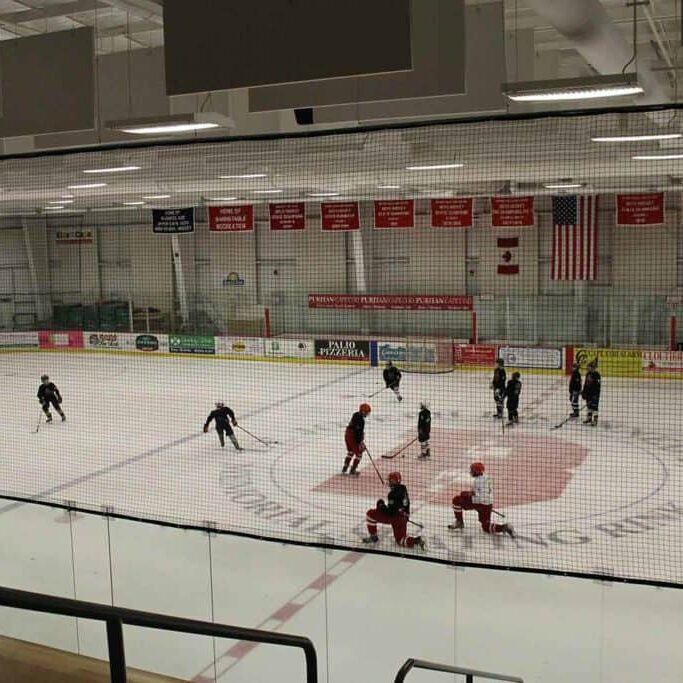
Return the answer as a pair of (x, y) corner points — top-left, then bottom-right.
(383, 361), (402, 402)
(582, 360), (601, 426)
(448, 462), (514, 537)
(363, 471), (425, 549)
(490, 358), (506, 418)
(342, 403), (371, 475)
(37, 374), (65, 423)
(203, 402), (242, 450)
(505, 371), (522, 425)
(417, 401), (431, 458)
(569, 362), (582, 418)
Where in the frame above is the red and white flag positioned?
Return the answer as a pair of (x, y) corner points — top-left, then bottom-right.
(551, 195), (598, 281)
(497, 236), (519, 275)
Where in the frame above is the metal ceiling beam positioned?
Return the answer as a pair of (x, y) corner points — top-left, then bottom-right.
(0, 0), (106, 24)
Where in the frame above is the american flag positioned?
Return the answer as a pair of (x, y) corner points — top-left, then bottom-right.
(551, 195), (599, 281)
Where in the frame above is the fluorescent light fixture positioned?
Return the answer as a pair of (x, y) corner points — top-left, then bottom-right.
(253, 189), (283, 194)
(142, 195), (172, 199)
(49, 199), (73, 204)
(61, 194), (74, 198)
(219, 173), (267, 179)
(83, 166), (140, 174)
(106, 112), (234, 136)
(377, 184), (401, 189)
(206, 197), (238, 202)
(503, 74), (643, 103)
(45, 205), (65, 210)
(592, 133), (682, 142)
(122, 201), (146, 206)
(309, 192), (340, 197)
(632, 153), (683, 160)
(544, 183), (583, 189)
(68, 183), (107, 189)
(406, 163), (463, 171)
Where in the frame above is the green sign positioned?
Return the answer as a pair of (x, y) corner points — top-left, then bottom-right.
(169, 335), (215, 355)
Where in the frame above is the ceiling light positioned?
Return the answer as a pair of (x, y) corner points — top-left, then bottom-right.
(206, 197), (238, 202)
(377, 184), (401, 189)
(544, 183), (583, 189)
(142, 195), (172, 199)
(253, 189), (283, 194)
(83, 166), (140, 174)
(592, 133), (682, 142)
(122, 201), (146, 206)
(309, 192), (340, 198)
(219, 174), (267, 179)
(49, 200), (73, 204)
(107, 113), (234, 136)
(61, 194), (74, 199)
(503, 74), (643, 103)
(68, 183), (107, 189)
(45, 205), (65, 210)
(406, 163), (463, 171)
(632, 153), (683, 160)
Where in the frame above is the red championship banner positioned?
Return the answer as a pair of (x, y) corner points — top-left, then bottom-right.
(208, 205), (254, 232)
(308, 294), (473, 311)
(269, 202), (306, 231)
(321, 201), (360, 231)
(491, 196), (535, 227)
(431, 198), (473, 228)
(616, 193), (664, 226)
(374, 200), (414, 229)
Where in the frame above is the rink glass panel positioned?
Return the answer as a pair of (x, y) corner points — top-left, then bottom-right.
(0, 105), (682, 586)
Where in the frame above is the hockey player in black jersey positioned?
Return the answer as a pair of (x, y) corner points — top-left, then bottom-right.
(569, 362), (582, 418)
(37, 375), (65, 422)
(490, 358), (506, 418)
(504, 372), (522, 425)
(204, 402), (242, 449)
(582, 361), (601, 426)
(383, 361), (403, 402)
(417, 401), (431, 458)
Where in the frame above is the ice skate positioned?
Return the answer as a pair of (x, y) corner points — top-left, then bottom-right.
(448, 520), (464, 530)
(413, 536), (426, 550)
(362, 534), (379, 544)
(502, 524), (515, 538)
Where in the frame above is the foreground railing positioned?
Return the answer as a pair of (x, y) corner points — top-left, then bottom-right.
(395, 658), (523, 683)
(0, 585), (318, 683)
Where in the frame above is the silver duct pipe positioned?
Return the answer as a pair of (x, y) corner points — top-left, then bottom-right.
(525, 0), (670, 109)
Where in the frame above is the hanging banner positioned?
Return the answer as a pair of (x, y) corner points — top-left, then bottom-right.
(55, 229), (94, 245)
(374, 199), (414, 229)
(491, 196), (535, 228)
(308, 294), (473, 310)
(269, 202), (306, 231)
(616, 193), (664, 226)
(321, 201), (360, 231)
(152, 208), (194, 233)
(208, 205), (254, 232)
(431, 198), (473, 228)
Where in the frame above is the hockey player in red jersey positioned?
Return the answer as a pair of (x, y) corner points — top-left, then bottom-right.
(342, 403), (371, 475)
(363, 471), (425, 549)
(449, 462), (515, 537)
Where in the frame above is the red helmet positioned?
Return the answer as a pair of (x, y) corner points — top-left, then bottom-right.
(387, 471), (401, 485)
(359, 403), (372, 414)
(470, 462), (485, 476)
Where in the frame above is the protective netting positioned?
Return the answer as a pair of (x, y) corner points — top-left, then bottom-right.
(0, 105), (682, 586)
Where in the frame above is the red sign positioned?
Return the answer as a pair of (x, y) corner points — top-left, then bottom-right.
(374, 200), (414, 229)
(431, 198), (473, 228)
(269, 202), (306, 231)
(491, 196), (535, 227)
(453, 344), (498, 366)
(616, 193), (664, 226)
(38, 330), (84, 350)
(308, 294), (473, 311)
(208, 205), (254, 232)
(321, 201), (360, 231)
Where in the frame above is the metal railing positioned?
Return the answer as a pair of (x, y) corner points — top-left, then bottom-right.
(0, 585), (318, 683)
(395, 658), (523, 683)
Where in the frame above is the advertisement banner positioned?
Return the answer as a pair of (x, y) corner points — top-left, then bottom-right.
(215, 336), (264, 357)
(454, 344), (497, 366)
(38, 330), (84, 350)
(0, 331), (39, 348)
(314, 339), (370, 361)
(152, 208), (195, 233)
(499, 345), (563, 370)
(321, 201), (360, 231)
(616, 193), (664, 226)
(377, 340), (407, 363)
(169, 335), (215, 355)
(431, 198), (473, 228)
(491, 196), (535, 228)
(55, 229), (94, 245)
(374, 200), (414, 229)
(642, 350), (683, 373)
(84, 332), (168, 352)
(574, 347), (641, 377)
(308, 294), (473, 311)
(135, 334), (168, 352)
(269, 202), (306, 231)
(264, 339), (314, 359)
(208, 205), (254, 232)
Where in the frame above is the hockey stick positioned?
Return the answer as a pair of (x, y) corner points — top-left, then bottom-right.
(550, 404), (586, 431)
(236, 425), (278, 446)
(33, 409), (43, 434)
(407, 518), (424, 529)
(367, 386), (388, 399)
(381, 437), (418, 459)
(363, 447), (385, 486)
(492, 509), (506, 518)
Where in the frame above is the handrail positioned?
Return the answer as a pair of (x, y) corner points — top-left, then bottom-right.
(0, 585), (317, 683)
(395, 658), (523, 683)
